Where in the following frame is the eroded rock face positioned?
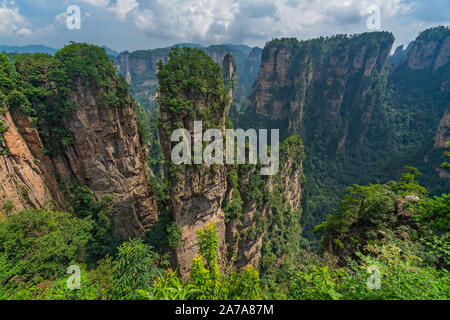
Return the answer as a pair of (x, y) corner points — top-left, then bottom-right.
(222, 54), (237, 115)
(403, 31), (450, 71)
(1, 47), (159, 240)
(116, 45), (262, 110)
(433, 36), (450, 70)
(157, 50), (230, 277)
(0, 105), (65, 216)
(435, 110), (450, 148)
(254, 46), (294, 120)
(395, 29), (450, 183)
(226, 141), (305, 269)
(157, 49), (304, 276)
(434, 110), (450, 180)
(159, 123), (229, 277)
(117, 51), (165, 82)
(224, 166), (269, 269)
(168, 164), (228, 276)
(408, 40), (441, 70)
(1, 95), (158, 238)
(52, 85), (159, 239)
(251, 33), (394, 153)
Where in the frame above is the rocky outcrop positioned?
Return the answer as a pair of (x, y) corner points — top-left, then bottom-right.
(435, 110), (450, 148)
(253, 45), (295, 121)
(434, 110), (450, 179)
(222, 53), (237, 114)
(391, 27), (450, 71)
(0, 104), (65, 216)
(225, 136), (305, 269)
(407, 39), (442, 70)
(240, 33), (398, 242)
(243, 29), (449, 244)
(1, 45), (159, 240)
(52, 84), (159, 239)
(117, 50), (167, 82)
(157, 48), (304, 275)
(389, 27), (450, 183)
(157, 49), (230, 277)
(116, 44), (261, 110)
(250, 33), (394, 153)
(434, 36), (450, 70)
(389, 42), (415, 68)
(116, 50), (169, 112)
(237, 47), (263, 102)
(407, 37), (450, 71)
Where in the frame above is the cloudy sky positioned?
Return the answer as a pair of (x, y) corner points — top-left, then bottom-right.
(0, 0), (449, 52)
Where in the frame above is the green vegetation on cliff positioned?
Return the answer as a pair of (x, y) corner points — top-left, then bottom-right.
(157, 47), (229, 123)
(0, 44), (139, 153)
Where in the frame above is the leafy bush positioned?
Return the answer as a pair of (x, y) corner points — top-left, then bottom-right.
(69, 184), (117, 262)
(112, 238), (168, 299)
(314, 167), (427, 254)
(7, 90), (34, 115)
(138, 269), (200, 300)
(414, 193), (450, 233)
(340, 244), (450, 300)
(0, 210), (93, 283)
(291, 266), (346, 300)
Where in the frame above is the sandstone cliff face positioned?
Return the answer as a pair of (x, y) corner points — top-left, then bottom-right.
(239, 47), (263, 101)
(407, 39), (442, 70)
(157, 50), (229, 276)
(116, 50), (168, 112)
(434, 36), (450, 70)
(407, 35), (450, 71)
(434, 110), (450, 180)
(117, 51), (166, 81)
(116, 45), (261, 111)
(225, 138), (304, 269)
(1, 45), (159, 240)
(165, 162), (228, 277)
(250, 33), (394, 153)
(157, 48), (304, 275)
(0, 104), (64, 216)
(254, 46), (295, 121)
(224, 166), (269, 269)
(240, 33), (397, 242)
(222, 53), (237, 114)
(390, 27), (450, 183)
(52, 84), (159, 239)
(435, 110), (450, 149)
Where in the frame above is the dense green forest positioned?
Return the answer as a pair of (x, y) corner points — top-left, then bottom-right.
(0, 166), (448, 299)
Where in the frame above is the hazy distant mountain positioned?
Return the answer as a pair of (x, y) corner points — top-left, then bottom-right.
(170, 43), (203, 49)
(225, 44), (254, 56)
(0, 44), (120, 58)
(101, 45), (120, 57)
(0, 45), (58, 55)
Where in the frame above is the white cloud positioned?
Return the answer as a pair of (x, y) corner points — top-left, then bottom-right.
(114, 0), (139, 20)
(0, 1), (32, 36)
(81, 0), (110, 7)
(17, 27), (33, 36)
(3, 0), (443, 51)
(131, 0), (239, 42)
(125, 0), (416, 45)
(55, 12), (68, 25)
(80, 0), (138, 20)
